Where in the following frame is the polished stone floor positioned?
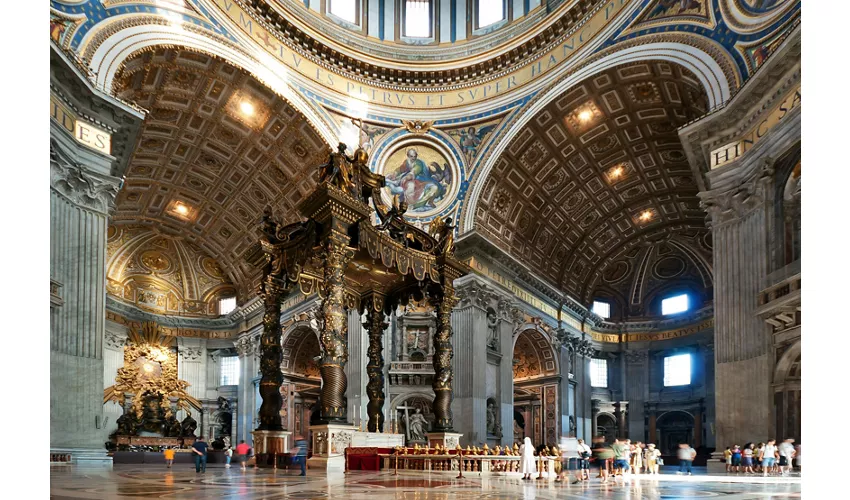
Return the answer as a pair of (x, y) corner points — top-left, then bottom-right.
(51, 465), (802, 499)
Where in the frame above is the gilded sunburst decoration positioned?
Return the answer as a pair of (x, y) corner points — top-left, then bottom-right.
(103, 321), (201, 419)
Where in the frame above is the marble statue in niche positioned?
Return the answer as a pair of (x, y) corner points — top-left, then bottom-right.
(405, 408), (429, 442)
(486, 399), (502, 438)
(486, 308), (499, 351)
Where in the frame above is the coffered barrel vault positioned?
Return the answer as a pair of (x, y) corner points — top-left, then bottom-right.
(111, 49), (331, 298)
(473, 61), (710, 315)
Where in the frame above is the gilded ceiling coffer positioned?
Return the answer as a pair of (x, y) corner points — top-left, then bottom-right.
(252, 142), (469, 431)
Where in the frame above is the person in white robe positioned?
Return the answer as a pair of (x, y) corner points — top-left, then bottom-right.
(520, 436), (537, 479)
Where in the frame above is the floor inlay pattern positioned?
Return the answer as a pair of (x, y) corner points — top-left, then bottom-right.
(51, 465), (802, 499)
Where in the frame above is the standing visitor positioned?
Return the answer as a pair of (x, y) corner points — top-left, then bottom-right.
(794, 443), (801, 472)
(591, 437), (615, 484)
(577, 439), (592, 481)
(742, 443), (754, 474)
(778, 439), (796, 475)
(676, 443), (695, 475)
(163, 447), (175, 468)
(723, 446), (732, 472)
(224, 446), (233, 468)
(290, 435), (308, 476)
(520, 437), (536, 480)
(645, 444), (661, 475)
(754, 443), (765, 472)
(761, 439), (777, 476)
(731, 444), (742, 473)
(632, 441), (644, 474)
(611, 439), (629, 477)
(191, 437), (208, 473)
(235, 440), (251, 471)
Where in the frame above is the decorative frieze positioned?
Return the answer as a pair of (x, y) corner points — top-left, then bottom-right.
(179, 347), (203, 361)
(104, 332), (127, 350)
(623, 350), (648, 364)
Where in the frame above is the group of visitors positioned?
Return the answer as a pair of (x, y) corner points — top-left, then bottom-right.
(723, 439), (798, 476)
(162, 437), (255, 473)
(590, 437), (680, 483)
(520, 436), (674, 484)
(169, 436), (307, 474)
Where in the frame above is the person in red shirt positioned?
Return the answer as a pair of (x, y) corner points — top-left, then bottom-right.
(235, 440), (252, 471)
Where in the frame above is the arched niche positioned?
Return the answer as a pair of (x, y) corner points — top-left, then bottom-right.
(773, 340), (801, 443)
(596, 412), (617, 443)
(656, 410), (695, 455)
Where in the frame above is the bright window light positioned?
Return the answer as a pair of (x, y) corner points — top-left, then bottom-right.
(478, 0), (505, 28)
(590, 358), (608, 388)
(662, 293), (689, 315)
(664, 353), (691, 386)
(220, 296), (237, 315)
(592, 300), (610, 319)
(329, 0), (358, 24)
(220, 356), (240, 386)
(405, 0), (431, 37)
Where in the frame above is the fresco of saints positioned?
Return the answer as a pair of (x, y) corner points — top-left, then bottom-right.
(385, 148), (451, 212)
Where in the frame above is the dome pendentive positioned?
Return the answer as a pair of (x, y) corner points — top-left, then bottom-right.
(106, 224), (236, 317)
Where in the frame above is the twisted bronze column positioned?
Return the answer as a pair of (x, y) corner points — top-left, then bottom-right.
(364, 295), (387, 432)
(318, 236), (353, 423)
(431, 284), (458, 431)
(257, 277), (284, 430)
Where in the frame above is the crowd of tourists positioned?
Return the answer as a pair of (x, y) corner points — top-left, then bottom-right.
(521, 435), (802, 484)
(722, 439), (799, 476)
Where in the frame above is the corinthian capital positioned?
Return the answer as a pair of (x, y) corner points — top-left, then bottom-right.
(50, 140), (119, 214)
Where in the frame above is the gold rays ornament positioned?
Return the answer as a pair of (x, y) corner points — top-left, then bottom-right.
(103, 321), (201, 419)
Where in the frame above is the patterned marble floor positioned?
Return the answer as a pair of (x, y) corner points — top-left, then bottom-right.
(51, 465), (802, 499)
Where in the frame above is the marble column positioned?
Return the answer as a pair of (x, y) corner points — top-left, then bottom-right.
(624, 350), (648, 440)
(648, 407), (657, 444)
(49, 45), (142, 459)
(235, 331), (260, 445)
(701, 164), (774, 447)
(591, 399), (600, 438)
(450, 278), (492, 444)
(614, 401), (628, 439)
(345, 308), (367, 428)
(50, 136), (119, 453)
(497, 302), (519, 445)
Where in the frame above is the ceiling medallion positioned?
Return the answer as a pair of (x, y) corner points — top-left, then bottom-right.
(376, 137), (459, 219)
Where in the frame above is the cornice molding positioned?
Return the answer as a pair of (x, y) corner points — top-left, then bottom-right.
(240, 0), (599, 87)
(679, 25), (801, 183)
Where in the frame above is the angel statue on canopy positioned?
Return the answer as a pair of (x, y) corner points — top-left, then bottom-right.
(429, 216), (455, 257)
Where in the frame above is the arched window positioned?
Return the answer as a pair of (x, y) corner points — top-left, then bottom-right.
(477, 0), (506, 29)
(404, 0), (432, 38)
(329, 0), (359, 25)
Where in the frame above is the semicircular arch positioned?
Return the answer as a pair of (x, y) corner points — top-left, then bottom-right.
(461, 41), (731, 234)
(84, 21), (336, 147)
(513, 328), (559, 380)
